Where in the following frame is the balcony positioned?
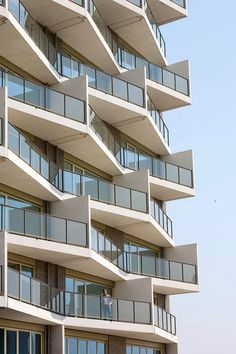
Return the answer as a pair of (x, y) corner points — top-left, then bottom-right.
(22, 0), (120, 74)
(91, 227), (197, 286)
(0, 206), (198, 293)
(94, 0), (167, 66)
(6, 267), (177, 341)
(0, 0), (60, 83)
(56, 52), (145, 108)
(116, 47), (191, 111)
(147, 0), (187, 25)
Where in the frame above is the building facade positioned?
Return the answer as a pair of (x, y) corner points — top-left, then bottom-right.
(0, 0), (199, 353)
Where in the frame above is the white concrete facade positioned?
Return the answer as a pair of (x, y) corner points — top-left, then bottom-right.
(0, 1), (198, 354)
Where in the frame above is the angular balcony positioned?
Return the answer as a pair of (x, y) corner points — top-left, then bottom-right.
(95, 0), (167, 66)
(6, 267), (177, 342)
(0, 206), (198, 294)
(90, 115), (194, 200)
(147, 0), (188, 25)
(91, 227), (198, 292)
(0, 69), (86, 139)
(22, 0), (120, 74)
(116, 47), (191, 111)
(0, 0), (60, 83)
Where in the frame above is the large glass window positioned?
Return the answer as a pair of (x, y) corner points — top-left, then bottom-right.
(0, 328), (42, 354)
(65, 338), (106, 354)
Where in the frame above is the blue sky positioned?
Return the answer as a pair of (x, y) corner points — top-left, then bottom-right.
(161, 1), (236, 353)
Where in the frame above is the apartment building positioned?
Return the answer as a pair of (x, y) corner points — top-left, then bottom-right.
(0, 0), (199, 354)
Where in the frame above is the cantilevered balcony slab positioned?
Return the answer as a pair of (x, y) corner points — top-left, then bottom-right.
(150, 176), (195, 201)
(90, 200), (174, 247)
(0, 147), (65, 201)
(65, 317), (178, 343)
(0, 7), (60, 84)
(148, 0), (188, 25)
(147, 78), (191, 112)
(152, 277), (199, 295)
(97, 0), (167, 66)
(22, 0), (120, 74)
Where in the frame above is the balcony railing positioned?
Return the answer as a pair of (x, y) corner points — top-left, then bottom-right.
(0, 70), (85, 122)
(91, 227), (197, 284)
(116, 47), (189, 96)
(8, 267), (62, 312)
(147, 95), (170, 145)
(56, 52), (145, 107)
(8, 267), (176, 334)
(127, 0), (186, 10)
(64, 292), (151, 324)
(8, 122), (55, 182)
(0, 204), (88, 247)
(56, 169), (148, 213)
(120, 148), (193, 188)
(8, 0), (57, 66)
(90, 110), (192, 188)
(150, 200), (173, 237)
(154, 305), (176, 335)
(143, 0), (166, 56)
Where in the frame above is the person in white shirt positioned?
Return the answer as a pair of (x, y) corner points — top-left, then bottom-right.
(101, 289), (112, 319)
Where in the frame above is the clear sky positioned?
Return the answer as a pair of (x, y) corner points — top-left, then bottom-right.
(161, 1), (236, 353)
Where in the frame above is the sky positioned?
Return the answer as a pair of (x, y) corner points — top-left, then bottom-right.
(161, 1), (236, 353)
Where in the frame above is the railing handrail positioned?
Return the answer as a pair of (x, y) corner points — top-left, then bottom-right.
(117, 47), (189, 94)
(0, 68), (85, 108)
(91, 226), (197, 269)
(0, 203), (87, 227)
(151, 199), (173, 229)
(56, 52), (145, 102)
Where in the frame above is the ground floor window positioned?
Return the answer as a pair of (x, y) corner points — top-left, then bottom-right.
(65, 337), (106, 354)
(0, 328), (42, 354)
(126, 346), (162, 354)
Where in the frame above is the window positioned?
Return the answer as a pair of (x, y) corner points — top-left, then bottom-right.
(124, 240), (159, 257)
(0, 328), (42, 354)
(126, 346), (162, 354)
(65, 338), (106, 354)
(153, 293), (166, 309)
(8, 262), (33, 277)
(65, 276), (112, 296)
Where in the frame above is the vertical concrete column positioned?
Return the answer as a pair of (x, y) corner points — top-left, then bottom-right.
(108, 336), (126, 354)
(49, 324), (65, 354)
(167, 343), (178, 354)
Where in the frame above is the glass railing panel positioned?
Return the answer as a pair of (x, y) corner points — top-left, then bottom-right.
(84, 176), (99, 199)
(128, 84), (144, 106)
(8, 0), (57, 66)
(156, 258), (170, 279)
(8, 268), (19, 298)
(115, 186), (130, 209)
(45, 88), (65, 116)
(172, 0), (186, 8)
(141, 255), (156, 276)
(65, 95), (85, 122)
(166, 163), (179, 183)
(131, 190), (147, 212)
(8, 73), (24, 101)
(163, 69), (175, 90)
(86, 294), (101, 319)
(25, 80), (44, 108)
(20, 273), (31, 302)
(154, 306), (176, 334)
(179, 167), (192, 187)
(96, 71), (112, 94)
(46, 215), (67, 243)
(80, 64), (96, 87)
(6, 207), (25, 234)
(128, 253), (139, 273)
(25, 210), (45, 238)
(65, 292), (75, 315)
(169, 261), (183, 282)
(134, 302), (150, 324)
(98, 180), (115, 204)
(67, 219), (87, 246)
(113, 78), (128, 101)
(117, 299), (134, 322)
(138, 153), (152, 171)
(183, 264), (197, 284)
(98, 232), (105, 257)
(31, 278), (41, 306)
(152, 159), (166, 179)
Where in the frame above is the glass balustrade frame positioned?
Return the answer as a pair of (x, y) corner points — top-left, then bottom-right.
(0, 204), (88, 247)
(116, 47), (190, 96)
(0, 69), (86, 123)
(58, 169), (148, 213)
(154, 305), (176, 335)
(91, 227), (198, 284)
(56, 52), (145, 107)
